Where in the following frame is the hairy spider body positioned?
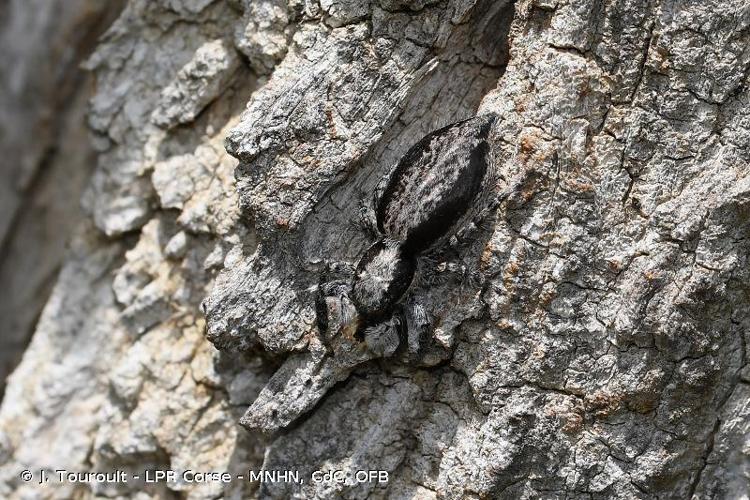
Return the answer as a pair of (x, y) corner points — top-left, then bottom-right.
(320, 113), (497, 350)
(351, 239), (416, 319)
(377, 114), (497, 253)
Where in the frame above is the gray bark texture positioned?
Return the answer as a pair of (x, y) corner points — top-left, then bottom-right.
(0, 0), (125, 397)
(2, 0), (750, 499)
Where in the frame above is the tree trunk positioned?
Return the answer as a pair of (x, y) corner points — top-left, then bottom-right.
(0, 0), (125, 399)
(2, 0), (750, 498)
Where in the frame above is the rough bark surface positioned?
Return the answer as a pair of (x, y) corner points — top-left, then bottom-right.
(0, 0), (125, 397)
(2, 0), (750, 499)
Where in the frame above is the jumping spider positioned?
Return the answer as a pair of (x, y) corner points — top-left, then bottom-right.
(315, 113), (498, 361)
(238, 113), (501, 431)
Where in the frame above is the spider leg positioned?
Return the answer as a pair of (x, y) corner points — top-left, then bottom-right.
(403, 299), (431, 361)
(316, 261), (356, 339)
(362, 314), (402, 358)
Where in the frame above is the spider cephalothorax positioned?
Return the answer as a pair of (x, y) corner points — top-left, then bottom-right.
(318, 113), (498, 356)
(351, 239), (416, 322)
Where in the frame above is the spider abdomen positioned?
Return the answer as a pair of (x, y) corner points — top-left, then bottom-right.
(376, 113), (497, 254)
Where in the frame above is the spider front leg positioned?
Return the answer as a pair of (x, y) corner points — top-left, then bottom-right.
(362, 312), (403, 358)
(402, 299), (431, 361)
(315, 261), (358, 342)
(359, 300), (431, 361)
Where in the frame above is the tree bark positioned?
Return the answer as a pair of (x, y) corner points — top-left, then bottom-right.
(2, 0), (750, 499)
(0, 0), (125, 397)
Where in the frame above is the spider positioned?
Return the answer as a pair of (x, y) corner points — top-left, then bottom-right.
(315, 113), (499, 361)
(238, 113), (501, 431)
